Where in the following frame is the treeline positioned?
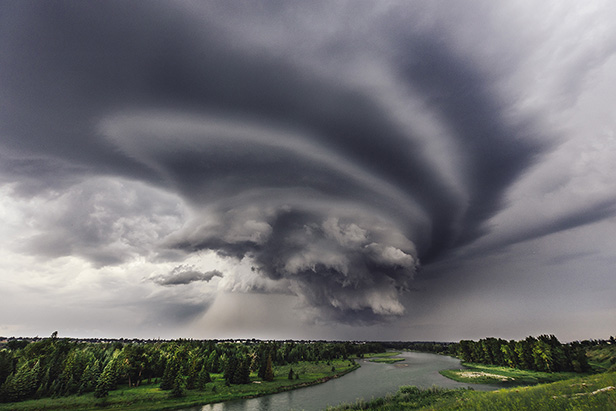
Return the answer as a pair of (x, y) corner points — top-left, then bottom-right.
(381, 341), (453, 355)
(450, 335), (590, 373)
(0, 333), (382, 404)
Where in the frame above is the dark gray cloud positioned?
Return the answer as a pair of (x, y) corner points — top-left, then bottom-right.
(486, 199), (616, 253)
(396, 40), (547, 254)
(169, 210), (418, 323)
(13, 178), (186, 267)
(153, 266), (223, 286)
(1, 0), (615, 333)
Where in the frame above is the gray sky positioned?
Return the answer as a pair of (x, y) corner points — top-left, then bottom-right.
(1, 0), (615, 341)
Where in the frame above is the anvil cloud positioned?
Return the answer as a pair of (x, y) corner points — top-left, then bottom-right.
(1, 0), (615, 340)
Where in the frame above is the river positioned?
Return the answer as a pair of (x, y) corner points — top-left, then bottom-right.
(183, 351), (498, 411)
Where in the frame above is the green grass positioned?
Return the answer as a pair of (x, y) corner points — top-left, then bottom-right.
(431, 371), (616, 411)
(362, 352), (405, 364)
(361, 352), (402, 359)
(329, 372), (616, 410)
(0, 359), (359, 411)
(440, 363), (583, 387)
(368, 358), (405, 364)
(329, 386), (470, 410)
(587, 345), (616, 373)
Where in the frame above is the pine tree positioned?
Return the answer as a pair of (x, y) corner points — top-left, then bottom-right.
(0, 351), (13, 387)
(232, 356), (250, 384)
(94, 359), (117, 399)
(185, 354), (200, 390)
(207, 351), (220, 373)
(159, 357), (176, 391)
(1, 360), (40, 402)
(224, 355), (237, 384)
(170, 373), (186, 398)
(196, 365), (211, 391)
(79, 360), (101, 394)
(263, 355), (274, 382)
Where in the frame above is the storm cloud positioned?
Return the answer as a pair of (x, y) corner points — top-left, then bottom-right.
(153, 266), (223, 286)
(1, 1), (616, 337)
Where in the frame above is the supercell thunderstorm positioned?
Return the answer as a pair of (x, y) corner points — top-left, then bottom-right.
(2, 1), (615, 331)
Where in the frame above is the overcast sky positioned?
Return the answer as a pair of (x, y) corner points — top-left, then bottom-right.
(1, 0), (615, 342)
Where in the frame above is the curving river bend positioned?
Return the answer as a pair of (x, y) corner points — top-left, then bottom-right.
(184, 351), (498, 411)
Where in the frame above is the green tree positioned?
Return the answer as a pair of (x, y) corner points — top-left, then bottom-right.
(262, 355), (274, 382)
(515, 339), (534, 370)
(501, 341), (518, 368)
(160, 346), (188, 391)
(79, 359), (101, 394)
(233, 355), (250, 384)
(170, 373), (186, 398)
(223, 355), (236, 384)
(207, 351), (220, 373)
(58, 348), (90, 395)
(196, 365), (211, 391)
(456, 340), (474, 362)
(94, 357), (118, 399)
(0, 360), (40, 402)
(532, 340), (553, 372)
(185, 350), (201, 390)
(0, 350), (14, 387)
(160, 356), (176, 391)
(119, 344), (148, 388)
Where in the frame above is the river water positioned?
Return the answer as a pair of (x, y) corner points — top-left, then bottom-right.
(184, 351), (498, 411)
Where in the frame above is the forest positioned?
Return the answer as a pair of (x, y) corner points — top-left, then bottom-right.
(449, 335), (591, 373)
(0, 333), (384, 404)
(1, 333), (606, 409)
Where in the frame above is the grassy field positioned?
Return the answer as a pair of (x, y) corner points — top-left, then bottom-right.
(329, 371), (616, 410)
(587, 345), (616, 373)
(0, 359), (359, 411)
(440, 362), (583, 387)
(361, 352), (405, 364)
(329, 386), (471, 411)
(360, 352), (402, 359)
(368, 357), (405, 364)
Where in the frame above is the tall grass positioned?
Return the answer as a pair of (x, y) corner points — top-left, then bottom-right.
(434, 372), (616, 411)
(328, 386), (471, 410)
(329, 372), (616, 410)
(440, 363), (583, 386)
(587, 345), (616, 373)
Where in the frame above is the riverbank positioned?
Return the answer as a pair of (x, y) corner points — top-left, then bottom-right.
(439, 362), (584, 387)
(191, 351), (498, 411)
(0, 359), (359, 411)
(363, 352), (405, 364)
(330, 371), (616, 410)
